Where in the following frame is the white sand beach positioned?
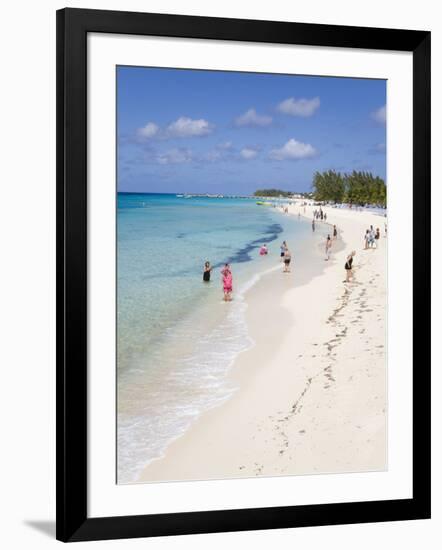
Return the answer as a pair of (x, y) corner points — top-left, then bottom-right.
(139, 204), (387, 483)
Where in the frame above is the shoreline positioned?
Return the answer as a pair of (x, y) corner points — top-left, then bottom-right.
(137, 203), (387, 483)
(118, 211), (318, 483)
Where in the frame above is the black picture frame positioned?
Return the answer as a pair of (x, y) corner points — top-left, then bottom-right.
(56, 7), (431, 542)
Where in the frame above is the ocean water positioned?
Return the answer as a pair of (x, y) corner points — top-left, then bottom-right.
(117, 193), (325, 483)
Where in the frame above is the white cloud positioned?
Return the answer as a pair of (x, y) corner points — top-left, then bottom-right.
(136, 122), (159, 139)
(240, 147), (258, 160)
(277, 97), (320, 117)
(137, 117), (213, 141)
(217, 141), (233, 150)
(234, 108), (272, 127)
(269, 138), (317, 161)
(204, 150), (223, 162)
(166, 116), (213, 138)
(372, 105), (386, 125)
(156, 148), (193, 165)
(202, 143), (235, 163)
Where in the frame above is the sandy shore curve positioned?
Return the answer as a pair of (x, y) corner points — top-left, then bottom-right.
(138, 203), (387, 483)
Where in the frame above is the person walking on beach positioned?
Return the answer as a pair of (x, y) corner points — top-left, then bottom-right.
(283, 248), (292, 272)
(312, 218), (315, 232)
(375, 227), (381, 243)
(324, 212), (327, 222)
(344, 251), (356, 282)
(333, 224), (338, 240)
(203, 261), (212, 282)
(221, 264), (233, 302)
(369, 225), (376, 248)
(325, 234), (332, 261)
(364, 229), (370, 249)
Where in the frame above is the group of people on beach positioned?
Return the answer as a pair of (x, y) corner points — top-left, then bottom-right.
(202, 237), (294, 302)
(203, 261), (233, 301)
(364, 225), (381, 249)
(202, 204), (386, 301)
(313, 208), (327, 222)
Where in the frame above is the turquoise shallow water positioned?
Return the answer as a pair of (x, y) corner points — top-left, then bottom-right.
(117, 193), (324, 483)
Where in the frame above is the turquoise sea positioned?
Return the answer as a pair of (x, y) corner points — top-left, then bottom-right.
(117, 193), (326, 483)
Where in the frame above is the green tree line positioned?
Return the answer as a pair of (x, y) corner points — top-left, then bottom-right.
(253, 188), (293, 198)
(312, 170), (386, 206)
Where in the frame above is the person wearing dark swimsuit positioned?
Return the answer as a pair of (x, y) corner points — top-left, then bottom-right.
(344, 251), (356, 282)
(203, 261), (212, 282)
(283, 249), (292, 272)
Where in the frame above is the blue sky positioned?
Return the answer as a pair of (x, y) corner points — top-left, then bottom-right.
(117, 66), (386, 194)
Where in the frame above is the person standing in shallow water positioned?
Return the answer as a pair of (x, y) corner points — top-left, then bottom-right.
(280, 241), (287, 261)
(221, 264), (233, 302)
(203, 261), (212, 282)
(333, 225), (338, 240)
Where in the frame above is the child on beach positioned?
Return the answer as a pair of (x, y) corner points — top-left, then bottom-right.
(221, 264), (233, 301)
(259, 244), (268, 256)
(344, 251), (356, 282)
(283, 249), (292, 272)
(280, 241), (287, 260)
(203, 261), (212, 282)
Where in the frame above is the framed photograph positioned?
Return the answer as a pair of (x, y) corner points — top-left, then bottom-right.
(56, 8), (431, 542)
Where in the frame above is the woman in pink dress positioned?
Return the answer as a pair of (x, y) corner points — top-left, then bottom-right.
(221, 264), (233, 302)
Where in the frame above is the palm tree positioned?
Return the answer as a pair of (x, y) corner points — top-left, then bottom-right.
(312, 170), (386, 206)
